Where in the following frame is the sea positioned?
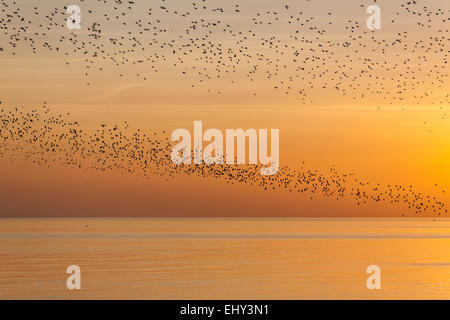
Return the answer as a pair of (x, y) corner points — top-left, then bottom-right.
(1, 218), (450, 299)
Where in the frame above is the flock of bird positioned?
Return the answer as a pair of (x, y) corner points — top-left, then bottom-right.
(0, 0), (448, 106)
(0, 103), (447, 216)
(0, 0), (448, 215)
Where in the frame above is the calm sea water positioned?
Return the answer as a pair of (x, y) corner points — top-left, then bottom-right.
(1, 218), (450, 299)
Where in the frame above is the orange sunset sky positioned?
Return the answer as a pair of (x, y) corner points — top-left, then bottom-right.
(0, 0), (448, 217)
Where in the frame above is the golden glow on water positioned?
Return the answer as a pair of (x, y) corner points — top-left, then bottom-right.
(2, 218), (450, 299)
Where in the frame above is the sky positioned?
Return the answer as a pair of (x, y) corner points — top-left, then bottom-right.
(0, 0), (448, 217)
